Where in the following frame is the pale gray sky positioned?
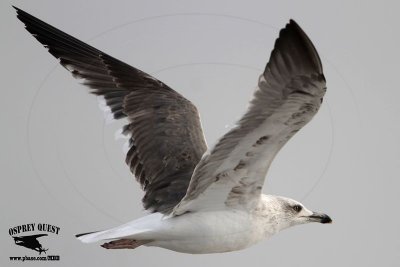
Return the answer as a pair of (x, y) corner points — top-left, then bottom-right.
(1, 0), (399, 266)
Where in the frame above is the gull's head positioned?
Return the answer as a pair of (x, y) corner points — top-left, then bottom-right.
(261, 195), (332, 232)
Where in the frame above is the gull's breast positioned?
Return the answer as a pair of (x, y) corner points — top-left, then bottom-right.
(145, 210), (266, 254)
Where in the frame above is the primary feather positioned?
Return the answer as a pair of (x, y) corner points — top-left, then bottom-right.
(14, 6), (208, 213)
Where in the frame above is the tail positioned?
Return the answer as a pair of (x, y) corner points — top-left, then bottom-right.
(75, 231), (101, 242)
(76, 230), (150, 250)
(75, 213), (163, 244)
(75, 227), (150, 244)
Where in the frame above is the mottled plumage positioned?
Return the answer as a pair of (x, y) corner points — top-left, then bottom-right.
(174, 20), (326, 215)
(15, 6), (331, 254)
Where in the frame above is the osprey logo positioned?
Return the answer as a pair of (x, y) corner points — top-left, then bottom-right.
(13, 234), (48, 255)
(9, 223), (60, 262)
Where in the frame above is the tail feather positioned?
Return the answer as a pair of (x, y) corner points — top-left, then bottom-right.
(76, 230), (110, 243)
(76, 228), (140, 243)
(75, 231), (100, 238)
(75, 213), (163, 244)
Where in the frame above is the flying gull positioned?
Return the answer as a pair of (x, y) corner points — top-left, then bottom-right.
(15, 6), (331, 254)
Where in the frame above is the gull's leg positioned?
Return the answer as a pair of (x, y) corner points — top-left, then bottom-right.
(101, 239), (148, 249)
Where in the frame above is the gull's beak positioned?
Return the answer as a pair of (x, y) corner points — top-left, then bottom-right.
(308, 212), (332, 224)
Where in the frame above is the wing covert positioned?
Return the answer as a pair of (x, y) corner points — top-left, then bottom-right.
(173, 20), (326, 215)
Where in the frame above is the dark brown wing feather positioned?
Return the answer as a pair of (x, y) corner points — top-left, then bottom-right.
(14, 6), (207, 213)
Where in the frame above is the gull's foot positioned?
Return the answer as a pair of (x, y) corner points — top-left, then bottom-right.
(101, 239), (146, 249)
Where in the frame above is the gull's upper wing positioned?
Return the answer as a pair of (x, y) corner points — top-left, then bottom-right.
(14, 7), (207, 214)
(173, 20), (326, 215)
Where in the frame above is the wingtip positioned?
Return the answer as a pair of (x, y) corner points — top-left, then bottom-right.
(288, 19), (302, 29)
(12, 5), (22, 13)
(283, 18), (323, 73)
(13, 6), (26, 22)
(286, 19), (303, 33)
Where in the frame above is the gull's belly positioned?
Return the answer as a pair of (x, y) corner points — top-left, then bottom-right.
(146, 210), (265, 254)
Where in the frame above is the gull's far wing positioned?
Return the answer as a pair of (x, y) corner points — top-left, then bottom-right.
(15, 7), (208, 214)
(173, 20), (326, 215)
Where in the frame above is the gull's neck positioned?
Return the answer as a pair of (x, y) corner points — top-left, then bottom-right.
(253, 194), (289, 236)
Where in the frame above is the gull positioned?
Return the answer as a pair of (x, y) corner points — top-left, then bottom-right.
(15, 6), (332, 254)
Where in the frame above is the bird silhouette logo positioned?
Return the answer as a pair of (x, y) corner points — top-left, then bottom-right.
(12, 234), (49, 255)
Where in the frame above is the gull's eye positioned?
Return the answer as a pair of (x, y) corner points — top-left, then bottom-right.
(293, 205), (302, 213)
